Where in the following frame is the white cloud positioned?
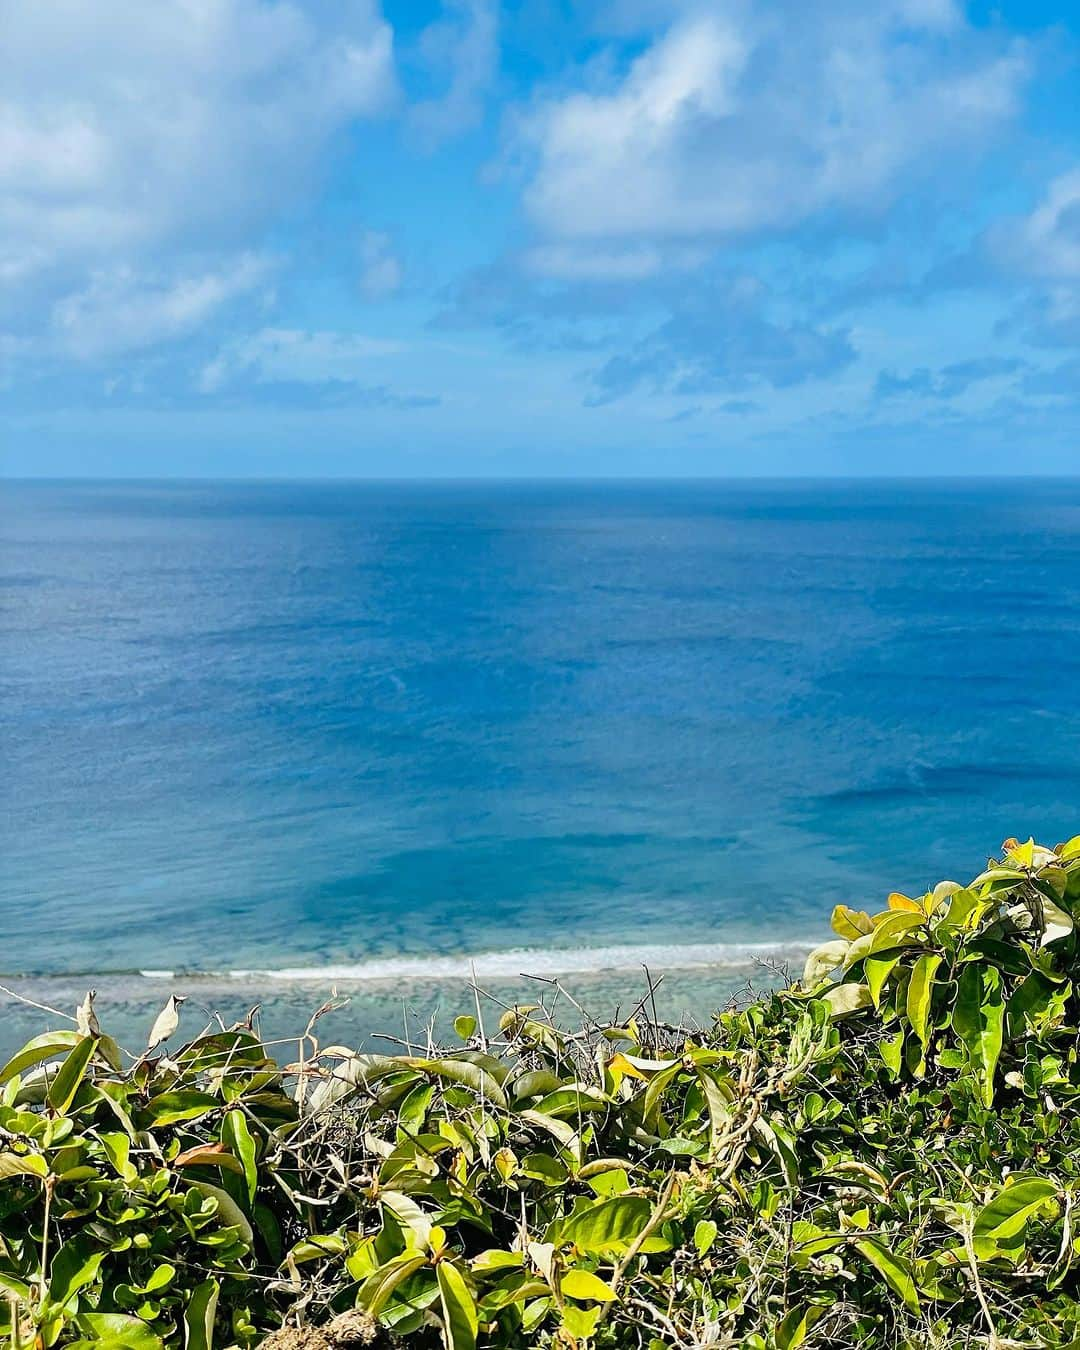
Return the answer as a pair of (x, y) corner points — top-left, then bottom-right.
(359, 231), (404, 299)
(523, 243), (707, 281)
(518, 1), (1029, 263)
(199, 327), (403, 392)
(408, 0), (499, 147)
(0, 0), (396, 348)
(54, 255), (274, 360)
(998, 170), (1080, 281)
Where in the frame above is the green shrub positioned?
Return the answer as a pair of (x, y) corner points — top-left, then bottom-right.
(2, 834), (1080, 1349)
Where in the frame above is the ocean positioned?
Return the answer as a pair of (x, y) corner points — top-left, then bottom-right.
(2, 478), (1078, 1057)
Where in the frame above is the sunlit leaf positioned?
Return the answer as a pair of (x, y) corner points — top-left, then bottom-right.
(453, 1015), (477, 1042)
(561, 1269), (616, 1303)
(46, 1035), (97, 1115)
(71, 1314), (164, 1350)
(437, 1261), (478, 1350)
(854, 1239), (920, 1313)
(974, 1177), (1059, 1244)
(905, 952), (943, 1068)
(0, 1031), (82, 1086)
(802, 941), (850, 986)
(820, 983), (873, 1019)
(830, 905), (873, 940)
(952, 964), (1004, 1108)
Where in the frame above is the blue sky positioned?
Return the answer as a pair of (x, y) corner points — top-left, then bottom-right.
(3, 0), (1080, 476)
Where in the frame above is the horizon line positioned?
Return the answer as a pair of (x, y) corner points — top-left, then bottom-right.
(4, 473), (1080, 486)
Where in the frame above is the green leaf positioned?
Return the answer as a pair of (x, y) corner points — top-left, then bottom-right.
(864, 951), (903, 1008)
(0, 1272), (31, 1301)
(0, 1151), (47, 1179)
(936, 887), (984, 934)
(143, 1091), (219, 1126)
(561, 1302), (601, 1339)
(403, 1058), (507, 1110)
(221, 1110), (257, 1207)
(381, 1189), (433, 1249)
(693, 1219), (718, 1256)
(286, 1235), (348, 1266)
(952, 964), (1005, 1107)
(142, 1265), (176, 1294)
(1008, 972), (1069, 1039)
(879, 1029), (904, 1078)
(510, 1070), (564, 1100)
(845, 911), (925, 969)
(453, 1015), (477, 1041)
(437, 1261), (478, 1350)
(183, 1279), (219, 1350)
(46, 1036), (97, 1115)
(185, 1181), (254, 1246)
(855, 1239), (921, 1314)
(867, 911), (926, 955)
(471, 1249), (523, 1274)
(49, 1237), (107, 1306)
(775, 1303), (826, 1350)
(905, 952), (943, 1072)
(519, 1152), (568, 1185)
(696, 1066), (732, 1158)
(98, 1131), (135, 1181)
(974, 1178), (1059, 1244)
(820, 983), (873, 1019)
(358, 1254), (428, 1316)
(518, 1109), (579, 1151)
(556, 1196), (670, 1255)
(71, 1314), (164, 1350)
(0, 1031), (82, 1086)
(831, 905), (873, 939)
(561, 1269), (616, 1303)
(531, 1086), (609, 1118)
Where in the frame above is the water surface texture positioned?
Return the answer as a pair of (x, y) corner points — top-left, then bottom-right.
(2, 479), (1078, 1044)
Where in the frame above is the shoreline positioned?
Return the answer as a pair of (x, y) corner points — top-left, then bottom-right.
(0, 934), (816, 987)
(0, 951), (800, 1062)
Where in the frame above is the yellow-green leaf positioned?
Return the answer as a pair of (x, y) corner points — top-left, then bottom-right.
(358, 1253), (428, 1316)
(0, 1032), (82, 1086)
(864, 951), (904, 1009)
(561, 1269), (616, 1303)
(46, 1036), (97, 1115)
(831, 905), (873, 939)
(820, 983), (873, 1020)
(905, 952), (943, 1064)
(0, 1152), (47, 1179)
(437, 1260), (478, 1350)
(974, 1177), (1059, 1243)
(952, 964), (1004, 1108)
(855, 1238), (920, 1314)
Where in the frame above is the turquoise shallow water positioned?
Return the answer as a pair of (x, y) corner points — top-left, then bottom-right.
(2, 479), (1078, 1054)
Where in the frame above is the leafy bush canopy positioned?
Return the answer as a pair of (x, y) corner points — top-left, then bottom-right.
(3, 834), (1080, 1350)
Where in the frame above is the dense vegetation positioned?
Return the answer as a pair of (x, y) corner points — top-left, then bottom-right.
(2, 835), (1080, 1349)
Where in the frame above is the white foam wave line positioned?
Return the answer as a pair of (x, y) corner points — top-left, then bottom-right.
(140, 940), (815, 985)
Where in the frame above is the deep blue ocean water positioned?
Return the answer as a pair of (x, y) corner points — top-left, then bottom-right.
(2, 479), (1079, 1049)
